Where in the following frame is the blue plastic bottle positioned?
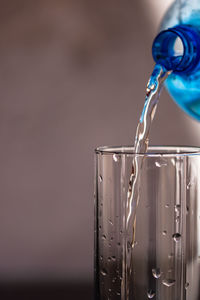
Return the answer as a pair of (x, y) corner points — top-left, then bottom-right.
(152, 0), (200, 120)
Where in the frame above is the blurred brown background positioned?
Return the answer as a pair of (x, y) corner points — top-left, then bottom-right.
(0, 0), (199, 298)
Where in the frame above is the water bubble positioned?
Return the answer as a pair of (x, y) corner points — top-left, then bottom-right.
(162, 279), (176, 287)
(172, 233), (181, 242)
(101, 269), (107, 276)
(147, 289), (155, 298)
(102, 234), (106, 240)
(99, 175), (103, 182)
(185, 282), (189, 289)
(162, 230), (167, 236)
(113, 154), (119, 162)
(152, 268), (161, 279)
(165, 204), (169, 208)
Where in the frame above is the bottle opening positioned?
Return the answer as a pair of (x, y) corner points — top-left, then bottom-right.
(152, 25), (200, 74)
(152, 30), (185, 71)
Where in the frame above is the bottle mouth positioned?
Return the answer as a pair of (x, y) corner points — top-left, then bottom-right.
(152, 25), (200, 74)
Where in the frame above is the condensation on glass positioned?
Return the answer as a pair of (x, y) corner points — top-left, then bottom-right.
(94, 146), (200, 300)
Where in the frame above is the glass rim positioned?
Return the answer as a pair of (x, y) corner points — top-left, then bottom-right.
(95, 145), (200, 157)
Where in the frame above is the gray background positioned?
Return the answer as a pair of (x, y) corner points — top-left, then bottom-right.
(0, 0), (199, 283)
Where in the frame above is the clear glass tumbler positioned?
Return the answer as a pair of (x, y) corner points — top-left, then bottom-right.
(94, 146), (200, 300)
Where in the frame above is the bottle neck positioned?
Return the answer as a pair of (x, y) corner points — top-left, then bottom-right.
(152, 25), (200, 74)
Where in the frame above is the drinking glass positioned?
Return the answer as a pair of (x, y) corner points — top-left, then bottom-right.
(94, 146), (200, 300)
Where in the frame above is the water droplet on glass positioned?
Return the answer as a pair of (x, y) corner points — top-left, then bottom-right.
(127, 241), (132, 250)
(175, 204), (181, 212)
(99, 225), (102, 230)
(102, 234), (106, 240)
(162, 230), (167, 236)
(168, 269), (173, 273)
(99, 175), (103, 182)
(113, 154), (118, 162)
(112, 277), (116, 283)
(108, 288), (112, 292)
(155, 162), (161, 167)
(162, 279), (176, 287)
(120, 230), (123, 234)
(168, 253), (174, 259)
(109, 219), (113, 226)
(155, 161), (167, 168)
(187, 182), (191, 190)
(165, 204), (169, 208)
(152, 268), (161, 279)
(101, 269), (107, 276)
(108, 257), (111, 262)
(100, 255), (103, 261)
(175, 216), (180, 223)
(111, 256), (116, 261)
(147, 289), (155, 298)
(117, 242), (121, 246)
(172, 233), (181, 242)
(116, 292), (120, 296)
(185, 282), (189, 289)
(110, 237), (114, 241)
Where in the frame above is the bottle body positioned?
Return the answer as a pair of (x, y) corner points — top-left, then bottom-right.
(157, 0), (200, 120)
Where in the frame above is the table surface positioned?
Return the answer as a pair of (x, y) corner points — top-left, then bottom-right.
(0, 282), (93, 300)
